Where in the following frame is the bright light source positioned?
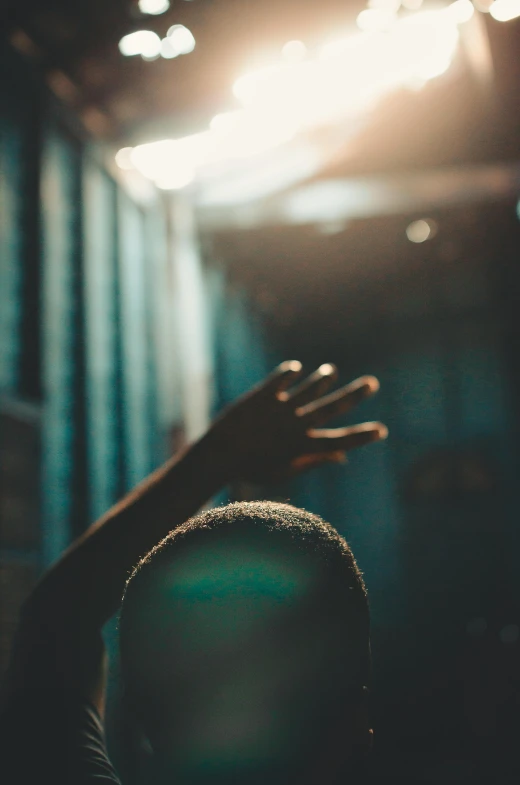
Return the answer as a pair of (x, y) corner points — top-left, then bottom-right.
(406, 219), (437, 243)
(489, 0), (520, 20)
(129, 134), (212, 191)
(369, 0), (401, 10)
(357, 8), (397, 31)
(232, 65), (281, 105)
(218, 110), (298, 158)
(386, 10), (460, 81)
(156, 169), (195, 190)
(446, 0), (475, 23)
(118, 30), (161, 57)
(160, 37), (180, 59)
(115, 147), (134, 170)
(125, 105), (299, 190)
(239, 8), (461, 128)
(122, 3), (469, 191)
(166, 24), (196, 55)
(138, 0), (170, 14)
(282, 40), (307, 63)
(209, 108), (298, 160)
(209, 110), (242, 134)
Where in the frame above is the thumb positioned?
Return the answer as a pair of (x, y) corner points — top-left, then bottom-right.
(291, 451), (347, 473)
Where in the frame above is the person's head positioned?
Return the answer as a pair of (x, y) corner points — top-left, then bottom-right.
(120, 502), (371, 785)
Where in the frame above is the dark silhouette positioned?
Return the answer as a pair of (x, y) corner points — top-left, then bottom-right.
(121, 502), (371, 785)
(0, 362), (386, 784)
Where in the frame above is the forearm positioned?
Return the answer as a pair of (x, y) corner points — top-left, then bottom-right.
(4, 433), (228, 706)
(26, 433), (229, 630)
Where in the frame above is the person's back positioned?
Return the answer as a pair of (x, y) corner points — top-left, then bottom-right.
(120, 501), (372, 785)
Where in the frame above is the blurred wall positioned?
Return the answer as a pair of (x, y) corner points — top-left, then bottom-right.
(0, 43), (185, 678)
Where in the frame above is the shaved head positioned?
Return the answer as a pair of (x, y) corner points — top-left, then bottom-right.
(120, 502), (371, 785)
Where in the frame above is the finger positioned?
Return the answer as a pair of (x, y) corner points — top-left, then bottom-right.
(291, 450), (347, 473)
(307, 422), (388, 452)
(258, 361), (303, 397)
(285, 363), (338, 407)
(298, 375), (380, 426)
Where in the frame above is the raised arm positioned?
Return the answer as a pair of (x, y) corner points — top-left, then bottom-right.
(5, 361), (386, 709)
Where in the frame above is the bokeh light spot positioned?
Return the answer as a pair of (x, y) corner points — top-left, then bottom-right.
(160, 37), (180, 59)
(118, 30), (161, 58)
(166, 24), (196, 55)
(490, 0), (520, 21)
(115, 147), (134, 170)
(406, 219), (437, 243)
(138, 0), (170, 15)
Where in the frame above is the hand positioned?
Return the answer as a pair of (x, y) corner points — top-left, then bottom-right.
(205, 361), (387, 483)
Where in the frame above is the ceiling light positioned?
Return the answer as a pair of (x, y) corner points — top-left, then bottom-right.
(489, 0), (520, 20)
(160, 37), (180, 59)
(166, 24), (196, 55)
(406, 219), (437, 243)
(138, 0), (170, 15)
(156, 169), (195, 190)
(357, 9), (397, 31)
(446, 0), (475, 23)
(118, 30), (161, 57)
(369, 0), (401, 10)
(119, 2), (471, 190)
(115, 147), (134, 169)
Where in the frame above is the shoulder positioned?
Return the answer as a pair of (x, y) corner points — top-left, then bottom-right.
(0, 689), (122, 784)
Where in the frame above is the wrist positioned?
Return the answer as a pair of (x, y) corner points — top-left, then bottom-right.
(189, 429), (236, 489)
